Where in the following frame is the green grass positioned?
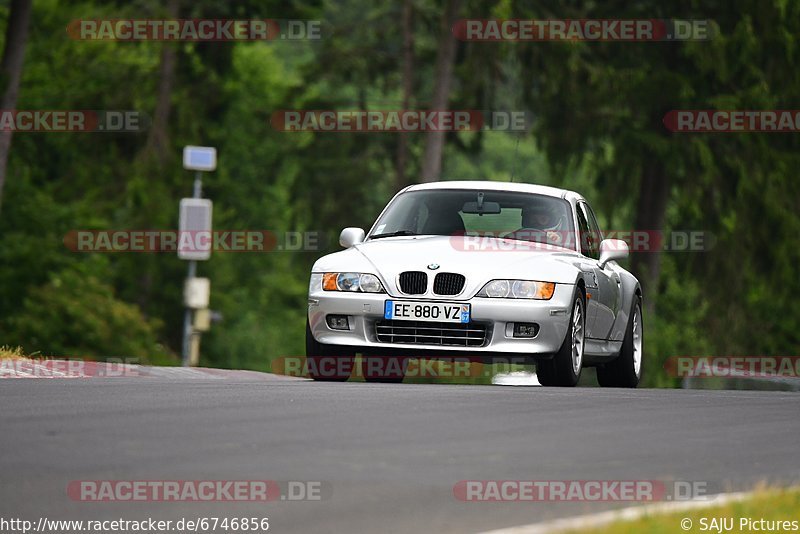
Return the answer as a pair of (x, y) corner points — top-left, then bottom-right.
(566, 486), (800, 534)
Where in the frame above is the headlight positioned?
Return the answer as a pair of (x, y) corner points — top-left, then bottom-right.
(336, 272), (360, 291)
(359, 273), (383, 293)
(321, 272), (386, 293)
(484, 280), (510, 298)
(512, 280), (537, 298)
(478, 279), (555, 300)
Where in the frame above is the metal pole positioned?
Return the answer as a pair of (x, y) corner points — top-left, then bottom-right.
(192, 170), (202, 197)
(181, 171), (203, 367)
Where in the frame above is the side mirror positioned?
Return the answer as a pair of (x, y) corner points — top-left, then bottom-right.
(598, 239), (629, 268)
(339, 227), (365, 248)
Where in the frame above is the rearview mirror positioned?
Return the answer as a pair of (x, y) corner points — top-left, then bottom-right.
(462, 201), (501, 215)
(598, 239), (629, 268)
(339, 227), (365, 248)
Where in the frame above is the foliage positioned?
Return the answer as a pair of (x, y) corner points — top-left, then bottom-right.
(0, 0), (797, 384)
(10, 265), (170, 363)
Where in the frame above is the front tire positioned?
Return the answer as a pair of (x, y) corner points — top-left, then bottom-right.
(536, 290), (585, 387)
(597, 296), (642, 388)
(305, 320), (355, 381)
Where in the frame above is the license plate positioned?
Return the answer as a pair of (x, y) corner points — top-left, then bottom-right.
(384, 300), (470, 323)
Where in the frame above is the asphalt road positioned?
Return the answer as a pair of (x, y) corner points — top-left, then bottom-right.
(1, 374), (799, 533)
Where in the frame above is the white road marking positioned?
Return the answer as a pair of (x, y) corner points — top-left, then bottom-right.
(492, 371), (541, 386)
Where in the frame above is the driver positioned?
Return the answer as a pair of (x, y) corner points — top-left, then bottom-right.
(508, 202), (566, 246)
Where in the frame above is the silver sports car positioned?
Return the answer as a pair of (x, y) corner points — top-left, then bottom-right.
(307, 181), (643, 387)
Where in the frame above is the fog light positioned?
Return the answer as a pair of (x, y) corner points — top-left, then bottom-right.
(513, 322), (538, 338)
(326, 315), (350, 330)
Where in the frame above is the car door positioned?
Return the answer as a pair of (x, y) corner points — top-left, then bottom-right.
(575, 204), (600, 339)
(577, 202), (619, 340)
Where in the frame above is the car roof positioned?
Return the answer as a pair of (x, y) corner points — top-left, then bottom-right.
(404, 180), (583, 201)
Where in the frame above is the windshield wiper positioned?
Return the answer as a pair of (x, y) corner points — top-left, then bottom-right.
(370, 230), (419, 240)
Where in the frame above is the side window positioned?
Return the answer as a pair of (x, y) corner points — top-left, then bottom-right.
(584, 203), (604, 242)
(577, 203), (600, 259)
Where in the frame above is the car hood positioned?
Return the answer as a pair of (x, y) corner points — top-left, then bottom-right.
(312, 235), (584, 298)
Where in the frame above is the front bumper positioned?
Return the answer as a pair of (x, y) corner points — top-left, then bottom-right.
(308, 283), (575, 356)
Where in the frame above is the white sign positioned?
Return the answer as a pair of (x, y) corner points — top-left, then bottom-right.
(178, 198), (213, 261)
(184, 277), (210, 309)
(183, 146), (217, 172)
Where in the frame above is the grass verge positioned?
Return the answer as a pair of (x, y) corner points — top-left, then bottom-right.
(0, 345), (30, 359)
(566, 486), (800, 534)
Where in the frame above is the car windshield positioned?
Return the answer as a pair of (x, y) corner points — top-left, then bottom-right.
(369, 189), (575, 248)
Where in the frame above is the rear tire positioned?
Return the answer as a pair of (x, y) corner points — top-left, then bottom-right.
(305, 320), (355, 381)
(536, 290), (585, 387)
(597, 296), (642, 388)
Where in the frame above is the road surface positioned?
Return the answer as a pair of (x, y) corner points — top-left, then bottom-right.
(1, 372), (798, 533)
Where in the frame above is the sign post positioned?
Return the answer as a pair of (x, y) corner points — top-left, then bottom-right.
(180, 146), (216, 367)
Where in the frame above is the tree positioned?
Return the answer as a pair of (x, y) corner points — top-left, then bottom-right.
(0, 0), (33, 212)
(395, 0), (415, 189)
(420, 0), (461, 182)
(143, 0), (181, 162)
